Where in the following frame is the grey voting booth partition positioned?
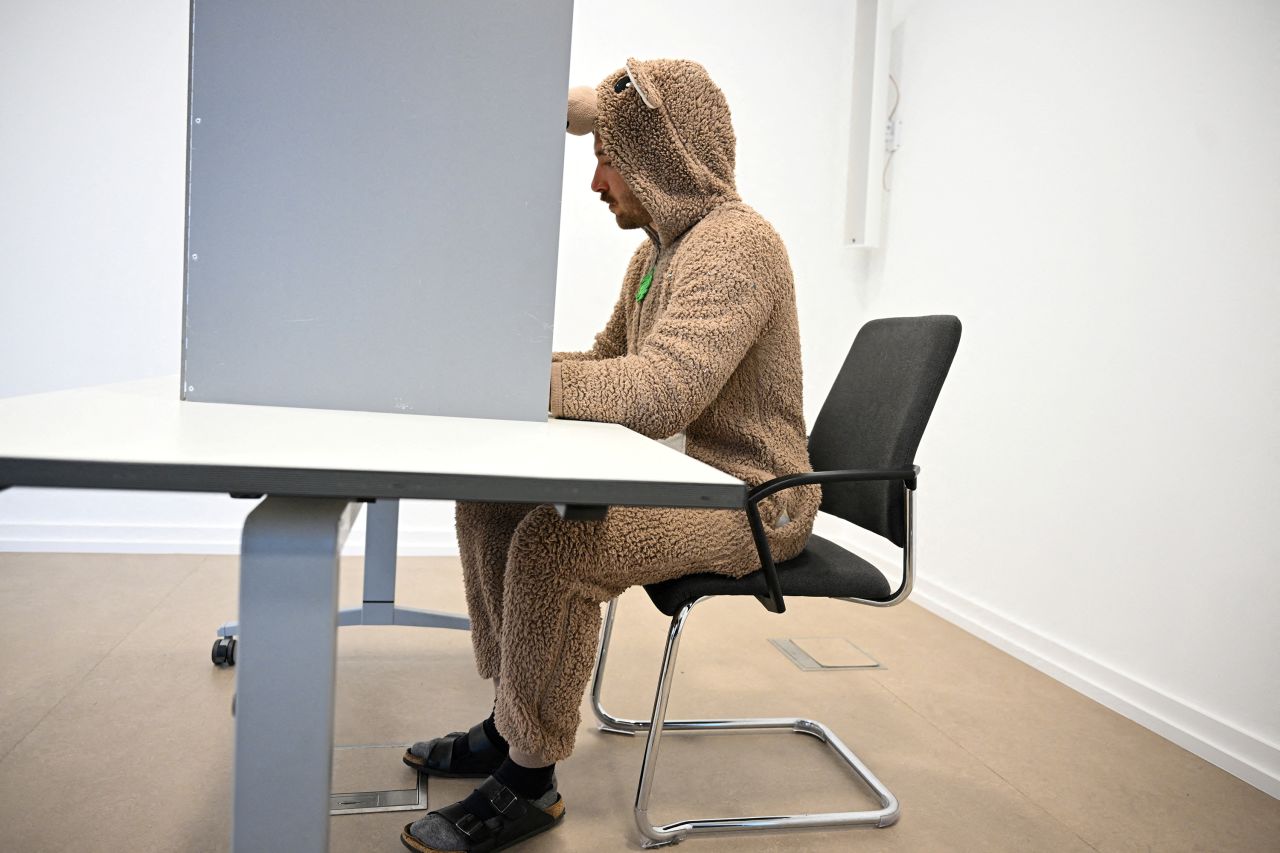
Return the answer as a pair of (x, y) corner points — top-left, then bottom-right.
(182, 0), (573, 421)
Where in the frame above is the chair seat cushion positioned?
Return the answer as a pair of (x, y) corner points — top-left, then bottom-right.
(643, 534), (893, 617)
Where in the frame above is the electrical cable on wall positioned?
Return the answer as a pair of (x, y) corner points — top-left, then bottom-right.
(880, 72), (901, 190)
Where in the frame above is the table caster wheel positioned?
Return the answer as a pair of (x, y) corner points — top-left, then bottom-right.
(212, 636), (238, 667)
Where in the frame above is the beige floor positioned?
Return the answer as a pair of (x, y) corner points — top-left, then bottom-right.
(0, 553), (1275, 853)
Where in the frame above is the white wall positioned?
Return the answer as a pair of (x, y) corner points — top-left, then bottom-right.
(3, 0), (1277, 797)
(853, 0), (1280, 796)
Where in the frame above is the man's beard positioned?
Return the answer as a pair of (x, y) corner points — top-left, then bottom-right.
(614, 208), (648, 229)
(604, 196), (649, 230)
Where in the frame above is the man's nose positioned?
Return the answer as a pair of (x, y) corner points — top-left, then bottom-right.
(590, 165), (608, 194)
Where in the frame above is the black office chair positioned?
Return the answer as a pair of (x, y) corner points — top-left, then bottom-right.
(590, 315), (962, 847)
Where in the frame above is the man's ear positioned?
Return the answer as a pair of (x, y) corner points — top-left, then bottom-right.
(567, 86), (597, 135)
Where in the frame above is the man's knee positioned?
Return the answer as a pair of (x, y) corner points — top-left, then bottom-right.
(505, 506), (622, 601)
(456, 501), (534, 548)
(507, 506), (571, 574)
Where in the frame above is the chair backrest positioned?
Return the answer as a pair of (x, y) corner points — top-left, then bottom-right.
(808, 315), (962, 547)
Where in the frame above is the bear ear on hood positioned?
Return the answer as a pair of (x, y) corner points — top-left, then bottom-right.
(624, 58), (662, 109)
(566, 86), (597, 135)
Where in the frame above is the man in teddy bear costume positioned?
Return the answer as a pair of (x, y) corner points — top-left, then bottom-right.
(400, 58), (819, 853)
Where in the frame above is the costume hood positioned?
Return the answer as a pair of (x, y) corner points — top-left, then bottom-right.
(568, 58), (740, 245)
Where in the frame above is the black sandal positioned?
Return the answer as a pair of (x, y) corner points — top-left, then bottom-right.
(403, 721), (507, 778)
(400, 776), (565, 853)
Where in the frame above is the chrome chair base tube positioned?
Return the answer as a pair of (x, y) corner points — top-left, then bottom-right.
(591, 596), (900, 847)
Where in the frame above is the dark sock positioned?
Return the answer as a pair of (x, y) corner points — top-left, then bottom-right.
(482, 711), (509, 752)
(493, 757), (556, 800)
(458, 757), (556, 821)
(449, 708), (509, 764)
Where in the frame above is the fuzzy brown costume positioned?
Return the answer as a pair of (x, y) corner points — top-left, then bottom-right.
(460, 58), (819, 763)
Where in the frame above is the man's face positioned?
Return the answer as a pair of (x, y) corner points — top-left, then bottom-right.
(592, 134), (652, 230)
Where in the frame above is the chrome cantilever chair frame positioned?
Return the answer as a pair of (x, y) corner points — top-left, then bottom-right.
(590, 483), (916, 848)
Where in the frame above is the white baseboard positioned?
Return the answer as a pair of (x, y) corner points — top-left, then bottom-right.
(913, 578), (1280, 799)
(814, 524), (1280, 800)
(0, 523), (460, 557)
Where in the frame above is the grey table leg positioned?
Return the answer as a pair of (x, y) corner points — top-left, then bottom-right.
(226, 499), (471, 637)
(359, 498), (399, 624)
(232, 496), (359, 853)
(336, 498), (471, 631)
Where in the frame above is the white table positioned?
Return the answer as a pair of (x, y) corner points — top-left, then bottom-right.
(0, 378), (745, 852)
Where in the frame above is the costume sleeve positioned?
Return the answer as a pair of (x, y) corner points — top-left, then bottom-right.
(551, 230), (781, 439)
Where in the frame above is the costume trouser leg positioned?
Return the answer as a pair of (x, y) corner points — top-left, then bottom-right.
(456, 501), (536, 681)
(456, 501), (763, 764)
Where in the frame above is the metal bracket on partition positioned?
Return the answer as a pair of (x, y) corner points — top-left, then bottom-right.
(555, 503), (608, 521)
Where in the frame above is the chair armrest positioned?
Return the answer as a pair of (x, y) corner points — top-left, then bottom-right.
(745, 465), (920, 614)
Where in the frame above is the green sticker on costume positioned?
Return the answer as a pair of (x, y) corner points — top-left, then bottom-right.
(635, 267), (654, 302)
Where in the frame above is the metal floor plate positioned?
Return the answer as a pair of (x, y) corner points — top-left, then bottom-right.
(330, 744), (427, 815)
(769, 637), (883, 671)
